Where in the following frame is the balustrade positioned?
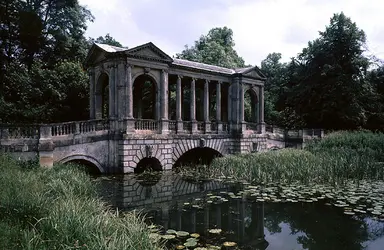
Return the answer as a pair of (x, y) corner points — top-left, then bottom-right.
(197, 121), (204, 131)
(222, 122), (229, 132)
(246, 122), (258, 131)
(0, 125), (39, 139)
(210, 122), (217, 132)
(182, 121), (192, 131)
(135, 119), (159, 131)
(168, 120), (176, 132)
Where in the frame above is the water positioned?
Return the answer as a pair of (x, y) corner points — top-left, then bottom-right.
(96, 172), (384, 250)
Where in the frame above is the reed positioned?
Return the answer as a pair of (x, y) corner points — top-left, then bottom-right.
(209, 131), (384, 185)
(0, 154), (163, 250)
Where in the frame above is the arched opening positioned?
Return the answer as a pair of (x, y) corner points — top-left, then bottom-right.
(245, 88), (259, 123)
(135, 157), (162, 174)
(95, 73), (109, 119)
(174, 147), (223, 169)
(133, 74), (157, 119)
(65, 159), (102, 175)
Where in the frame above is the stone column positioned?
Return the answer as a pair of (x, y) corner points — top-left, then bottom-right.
(240, 85), (246, 133)
(203, 79), (210, 133)
(95, 70), (102, 119)
(109, 64), (116, 119)
(126, 63), (135, 132)
(160, 69), (169, 133)
(216, 81), (222, 132)
(89, 68), (95, 119)
(259, 86), (265, 133)
(176, 75), (183, 132)
(190, 78), (197, 133)
(227, 85), (232, 123)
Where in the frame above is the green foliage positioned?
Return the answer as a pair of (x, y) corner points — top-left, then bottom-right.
(0, 0), (93, 123)
(89, 33), (126, 48)
(176, 27), (245, 68)
(209, 131), (384, 185)
(0, 154), (163, 250)
(2, 61), (89, 123)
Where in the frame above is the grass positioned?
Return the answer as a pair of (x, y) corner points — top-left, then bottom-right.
(208, 131), (384, 185)
(0, 154), (163, 250)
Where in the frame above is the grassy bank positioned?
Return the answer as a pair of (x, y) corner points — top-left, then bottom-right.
(209, 131), (384, 185)
(0, 154), (162, 250)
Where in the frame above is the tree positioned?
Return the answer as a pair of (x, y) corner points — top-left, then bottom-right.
(176, 27), (245, 68)
(281, 12), (371, 130)
(2, 61), (88, 123)
(0, 0), (93, 123)
(260, 53), (289, 125)
(89, 33), (125, 48)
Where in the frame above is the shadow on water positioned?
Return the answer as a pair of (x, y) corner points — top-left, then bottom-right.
(96, 172), (384, 250)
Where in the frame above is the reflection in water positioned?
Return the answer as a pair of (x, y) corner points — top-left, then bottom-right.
(97, 173), (384, 250)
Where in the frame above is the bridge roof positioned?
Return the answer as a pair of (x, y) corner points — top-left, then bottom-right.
(85, 42), (266, 79)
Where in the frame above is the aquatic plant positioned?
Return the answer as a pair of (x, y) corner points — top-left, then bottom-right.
(0, 154), (163, 250)
(209, 131), (384, 185)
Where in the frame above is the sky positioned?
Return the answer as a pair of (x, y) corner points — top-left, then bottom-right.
(79, 0), (384, 66)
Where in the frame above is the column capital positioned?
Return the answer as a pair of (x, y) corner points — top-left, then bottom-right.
(161, 69), (169, 74)
(205, 79), (210, 83)
(177, 75), (183, 80)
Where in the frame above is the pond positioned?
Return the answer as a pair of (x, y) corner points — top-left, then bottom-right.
(96, 172), (384, 250)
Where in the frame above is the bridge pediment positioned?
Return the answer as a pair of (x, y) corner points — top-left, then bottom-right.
(236, 66), (266, 80)
(126, 42), (173, 63)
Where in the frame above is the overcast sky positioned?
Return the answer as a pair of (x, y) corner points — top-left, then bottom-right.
(79, 0), (384, 66)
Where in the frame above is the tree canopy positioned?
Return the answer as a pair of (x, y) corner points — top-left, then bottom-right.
(0, 1), (125, 123)
(88, 33), (126, 48)
(176, 27), (245, 68)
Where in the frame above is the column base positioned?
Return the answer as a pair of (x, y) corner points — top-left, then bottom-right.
(204, 121), (211, 133)
(259, 122), (266, 134)
(217, 122), (223, 133)
(176, 120), (183, 133)
(191, 120), (198, 134)
(161, 119), (169, 134)
(241, 122), (247, 134)
(126, 118), (135, 133)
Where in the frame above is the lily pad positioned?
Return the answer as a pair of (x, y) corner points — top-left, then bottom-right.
(223, 241), (237, 247)
(166, 229), (177, 234)
(176, 231), (189, 237)
(208, 228), (222, 234)
(184, 240), (197, 247)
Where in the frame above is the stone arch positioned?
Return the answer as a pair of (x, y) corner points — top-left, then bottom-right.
(172, 138), (227, 167)
(244, 86), (259, 123)
(58, 154), (105, 174)
(95, 71), (110, 119)
(132, 73), (159, 120)
(135, 157), (162, 173)
(130, 144), (167, 172)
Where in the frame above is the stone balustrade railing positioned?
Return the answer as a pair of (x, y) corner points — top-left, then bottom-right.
(0, 119), (324, 139)
(134, 119), (159, 131)
(0, 124), (40, 139)
(0, 119), (110, 140)
(265, 124), (324, 138)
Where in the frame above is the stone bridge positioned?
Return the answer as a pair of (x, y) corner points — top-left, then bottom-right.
(0, 42), (324, 173)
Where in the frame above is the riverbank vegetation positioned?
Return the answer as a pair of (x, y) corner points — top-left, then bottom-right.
(0, 154), (162, 250)
(209, 131), (384, 185)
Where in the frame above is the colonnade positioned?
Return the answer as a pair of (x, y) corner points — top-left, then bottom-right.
(89, 63), (265, 134)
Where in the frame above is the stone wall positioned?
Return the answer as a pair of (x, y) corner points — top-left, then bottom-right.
(119, 133), (269, 173)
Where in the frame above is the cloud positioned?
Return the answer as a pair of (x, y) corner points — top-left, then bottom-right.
(79, 0), (384, 64)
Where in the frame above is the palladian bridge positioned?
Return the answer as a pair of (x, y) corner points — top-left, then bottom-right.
(0, 42), (323, 174)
